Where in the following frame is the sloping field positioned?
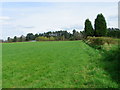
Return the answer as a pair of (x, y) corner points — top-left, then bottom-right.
(2, 41), (119, 88)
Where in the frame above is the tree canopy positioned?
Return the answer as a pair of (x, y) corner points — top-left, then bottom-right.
(84, 19), (94, 36)
(94, 13), (107, 37)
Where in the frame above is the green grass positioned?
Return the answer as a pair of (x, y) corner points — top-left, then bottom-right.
(2, 41), (119, 88)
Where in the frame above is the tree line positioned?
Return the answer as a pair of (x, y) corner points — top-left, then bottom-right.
(3, 13), (120, 43)
(6, 30), (84, 42)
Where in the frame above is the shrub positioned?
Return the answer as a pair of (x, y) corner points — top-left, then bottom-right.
(36, 36), (56, 41)
(87, 37), (118, 45)
(49, 37), (55, 41)
(35, 36), (49, 41)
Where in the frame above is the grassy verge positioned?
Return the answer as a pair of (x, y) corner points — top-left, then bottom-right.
(85, 37), (120, 88)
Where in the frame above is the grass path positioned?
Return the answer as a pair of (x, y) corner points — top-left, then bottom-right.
(2, 41), (119, 88)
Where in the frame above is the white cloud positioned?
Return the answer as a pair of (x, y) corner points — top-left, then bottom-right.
(0, 16), (11, 20)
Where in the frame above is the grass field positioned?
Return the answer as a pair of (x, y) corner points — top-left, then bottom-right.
(2, 41), (119, 88)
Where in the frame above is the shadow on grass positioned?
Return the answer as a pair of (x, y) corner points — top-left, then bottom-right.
(86, 41), (120, 87)
(101, 46), (120, 86)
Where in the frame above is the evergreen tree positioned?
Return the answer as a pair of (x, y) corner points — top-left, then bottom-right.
(84, 19), (94, 36)
(26, 33), (35, 41)
(94, 13), (107, 37)
(35, 34), (39, 38)
(73, 29), (76, 35)
(72, 29), (76, 40)
(20, 35), (26, 42)
(13, 36), (17, 42)
(7, 37), (11, 42)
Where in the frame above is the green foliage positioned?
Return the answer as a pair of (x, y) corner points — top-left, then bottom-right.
(72, 30), (83, 40)
(26, 33), (36, 41)
(80, 31), (87, 40)
(84, 19), (94, 36)
(87, 37), (118, 46)
(6, 30), (76, 42)
(13, 36), (17, 42)
(35, 34), (39, 38)
(49, 37), (56, 41)
(2, 41), (119, 88)
(100, 45), (120, 86)
(19, 35), (26, 42)
(73, 29), (76, 35)
(35, 36), (49, 41)
(87, 37), (105, 45)
(74, 32), (83, 40)
(7, 37), (12, 42)
(69, 36), (74, 41)
(107, 28), (120, 38)
(35, 36), (56, 41)
(94, 14), (107, 37)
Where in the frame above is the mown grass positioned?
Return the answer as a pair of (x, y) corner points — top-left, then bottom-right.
(2, 41), (119, 88)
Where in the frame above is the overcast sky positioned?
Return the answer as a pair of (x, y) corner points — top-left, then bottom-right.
(0, 2), (118, 40)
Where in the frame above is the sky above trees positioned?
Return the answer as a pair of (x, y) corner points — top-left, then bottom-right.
(0, 2), (118, 40)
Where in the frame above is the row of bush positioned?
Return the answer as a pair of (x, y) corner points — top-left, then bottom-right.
(86, 37), (118, 45)
(35, 36), (56, 41)
(85, 37), (119, 50)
